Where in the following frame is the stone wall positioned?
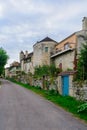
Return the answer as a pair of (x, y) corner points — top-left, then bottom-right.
(54, 50), (75, 71)
(58, 75), (74, 96)
(73, 80), (87, 101)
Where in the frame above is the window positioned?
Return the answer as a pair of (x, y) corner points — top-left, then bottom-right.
(64, 43), (69, 50)
(59, 63), (62, 70)
(28, 58), (31, 62)
(45, 47), (48, 52)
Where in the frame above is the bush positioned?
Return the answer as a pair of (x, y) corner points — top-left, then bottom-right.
(45, 89), (58, 96)
(35, 85), (42, 90)
(77, 102), (87, 113)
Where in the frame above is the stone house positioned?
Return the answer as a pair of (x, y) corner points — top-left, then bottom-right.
(19, 51), (34, 84)
(20, 51), (34, 74)
(51, 17), (87, 96)
(5, 61), (20, 78)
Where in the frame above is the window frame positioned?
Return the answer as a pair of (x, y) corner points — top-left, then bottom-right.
(45, 47), (48, 52)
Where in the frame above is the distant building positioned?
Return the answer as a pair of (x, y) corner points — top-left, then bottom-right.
(20, 51), (34, 74)
(5, 67), (10, 78)
(5, 61), (20, 78)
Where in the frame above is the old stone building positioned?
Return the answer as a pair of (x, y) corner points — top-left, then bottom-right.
(51, 33), (77, 71)
(33, 37), (57, 67)
(51, 17), (87, 96)
(5, 67), (10, 78)
(20, 37), (57, 74)
(5, 61), (20, 78)
(20, 51), (34, 74)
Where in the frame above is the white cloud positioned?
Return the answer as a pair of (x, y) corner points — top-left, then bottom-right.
(0, 3), (5, 18)
(5, 0), (53, 15)
(42, 1), (87, 31)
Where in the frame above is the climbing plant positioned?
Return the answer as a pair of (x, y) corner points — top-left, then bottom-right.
(34, 64), (60, 79)
(77, 42), (87, 80)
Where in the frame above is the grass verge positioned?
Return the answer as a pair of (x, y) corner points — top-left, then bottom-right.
(10, 79), (87, 122)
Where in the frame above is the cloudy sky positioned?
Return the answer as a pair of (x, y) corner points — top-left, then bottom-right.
(0, 0), (87, 67)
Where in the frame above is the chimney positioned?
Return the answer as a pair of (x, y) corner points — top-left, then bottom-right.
(25, 51), (28, 58)
(20, 51), (24, 62)
(82, 17), (87, 30)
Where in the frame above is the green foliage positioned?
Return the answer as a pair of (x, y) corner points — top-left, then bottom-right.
(35, 85), (41, 89)
(21, 71), (26, 75)
(34, 65), (49, 78)
(45, 89), (58, 96)
(77, 43), (87, 80)
(50, 64), (60, 77)
(67, 68), (73, 71)
(34, 64), (60, 79)
(0, 47), (9, 75)
(78, 102), (87, 113)
(34, 64), (60, 90)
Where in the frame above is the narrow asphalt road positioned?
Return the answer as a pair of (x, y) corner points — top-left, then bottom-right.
(0, 79), (87, 130)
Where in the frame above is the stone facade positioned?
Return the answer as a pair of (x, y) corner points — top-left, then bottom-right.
(33, 37), (57, 67)
(51, 17), (87, 72)
(5, 67), (10, 78)
(53, 50), (75, 71)
(20, 51), (34, 74)
(51, 33), (77, 73)
(5, 61), (20, 78)
(50, 17), (87, 96)
(20, 37), (57, 74)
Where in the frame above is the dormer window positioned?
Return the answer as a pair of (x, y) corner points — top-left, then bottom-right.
(45, 47), (48, 52)
(64, 43), (69, 50)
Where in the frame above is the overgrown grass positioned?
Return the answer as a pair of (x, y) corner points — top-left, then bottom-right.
(10, 79), (87, 122)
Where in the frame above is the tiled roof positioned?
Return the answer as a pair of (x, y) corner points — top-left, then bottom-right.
(33, 37), (57, 46)
(39, 37), (57, 43)
(22, 52), (33, 61)
(10, 61), (20, 67)
(58, 71), (77, 76)
(56, 33), (76, 46)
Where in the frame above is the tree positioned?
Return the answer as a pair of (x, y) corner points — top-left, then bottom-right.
(0, 47), (9, 75)
(77, 43), (87, 80)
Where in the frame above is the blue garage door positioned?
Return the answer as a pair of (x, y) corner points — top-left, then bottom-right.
(62, 76), (69, 96)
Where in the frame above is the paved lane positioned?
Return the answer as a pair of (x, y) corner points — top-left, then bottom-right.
(0, 79), (87, 130)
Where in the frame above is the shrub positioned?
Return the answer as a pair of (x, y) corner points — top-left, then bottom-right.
(35, 85), (41, 89)
(77, 102), (87, 113)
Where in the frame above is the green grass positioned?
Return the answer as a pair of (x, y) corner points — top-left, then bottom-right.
(10, 79), (87, 122)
